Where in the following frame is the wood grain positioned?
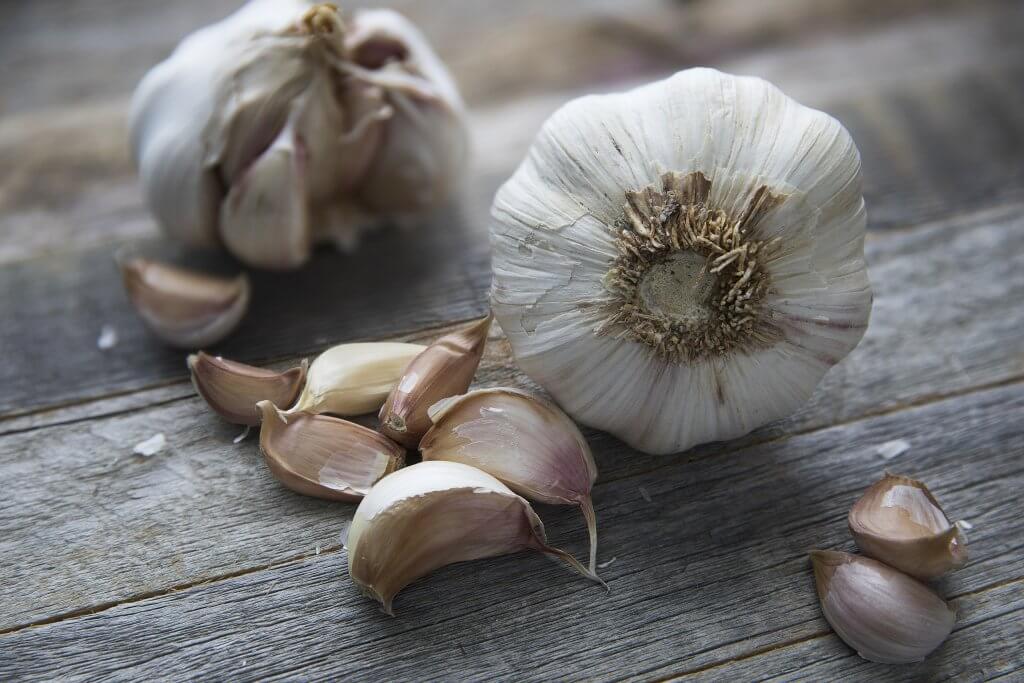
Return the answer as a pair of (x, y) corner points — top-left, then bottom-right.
(0, 382), (1020, 680)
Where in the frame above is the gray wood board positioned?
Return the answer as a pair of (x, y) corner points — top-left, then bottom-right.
(1, 381), (1020, 680)
(673, 580), (1024, 682)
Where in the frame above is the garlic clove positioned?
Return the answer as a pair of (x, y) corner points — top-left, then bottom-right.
(810, 550), (956, 664)
(257, 400), (404, 502)
(288, 342), (426, 416)
(378, 314), (492, 447)
(346, 460), (604, 614)
(119, 257), (250, 348)
(420, 387), (601, 574)
(188, 352), (307, 426)
(848, 472), (968, 580)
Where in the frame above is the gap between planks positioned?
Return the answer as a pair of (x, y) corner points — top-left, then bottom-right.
(1, 375), (1021, 640)
(656, 575), (1024, 682)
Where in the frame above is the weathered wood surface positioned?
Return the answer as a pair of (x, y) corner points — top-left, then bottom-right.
(2, 4), (1024, 420)
(1, 382), (1020, 680)
(2, 0), (1023, 680)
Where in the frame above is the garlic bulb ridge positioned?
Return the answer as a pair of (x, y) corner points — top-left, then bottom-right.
(490, 68), (872, 454)
(130, 0), (468, 269)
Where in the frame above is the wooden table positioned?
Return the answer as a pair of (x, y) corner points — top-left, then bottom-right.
(1, 1), (1022, 680)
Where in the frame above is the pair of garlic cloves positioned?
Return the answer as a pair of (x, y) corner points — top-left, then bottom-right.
(420, 387), (601, 574)
(121, 257), (250, 348)
(811, 473), (968, 664)
(346, 461), (603, 615)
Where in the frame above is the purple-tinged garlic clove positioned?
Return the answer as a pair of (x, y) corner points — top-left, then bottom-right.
(188, 352), (307, 426)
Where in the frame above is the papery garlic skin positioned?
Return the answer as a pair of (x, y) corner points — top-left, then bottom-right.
(810, 550), (956, 664)
(188, 352), (307, 426)
(849, 473), (968, 579)
(347, 461), (602, 614)
(130, 1), (468, 269)
(490, 68), (872, 454)
(257, 401), (403, 501)
(288, 342), (426, 416)
(420, 387), (600, 573)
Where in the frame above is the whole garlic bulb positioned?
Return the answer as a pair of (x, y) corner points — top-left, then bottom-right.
(130, 1), (468, 270)
(490, 68), (872, 454)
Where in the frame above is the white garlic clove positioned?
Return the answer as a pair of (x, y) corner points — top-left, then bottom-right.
(810, 550), (956, 664)
(489, 68), (872, 454)
(257, 400), (404, 502)
(346, 460), (604, 614)
(288, 342), (426, 416)
(420, 387), (600, 574)
(379, 314), (492, 448)
(848, 473), (968, 580)
(119, 257), (250, 349)
(188, 352), (307, 426)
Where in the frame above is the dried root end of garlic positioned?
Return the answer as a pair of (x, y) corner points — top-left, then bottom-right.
(288, 341), (426, 416)
(188, 352), (307, 426)
(421, 387), (601, 574)
(130, 0), (468, 269)
(848, 472), (968, 580)
(347, 461), (603, 615)
(490, 67), (872, 454)
(378, 314), (492, 447)
(810, 550), (956, 664)
(257, 400), (404, 501)
(119, 257), (250, 348)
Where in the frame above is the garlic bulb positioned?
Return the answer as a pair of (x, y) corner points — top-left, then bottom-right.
(849, 473), (967, 580)
(379, 314), (492, 447)
(188, 352), (308, 426)
(257, 401), (403, 501)
(347, 461), (603, 614)
(420, 388), (600, 573)
(810, 550), (956, 664)
(130, 1), (468, 269)
(119, 257), (250, 348)
(489, 68), (872, 454)
(288, 342), (425, 416)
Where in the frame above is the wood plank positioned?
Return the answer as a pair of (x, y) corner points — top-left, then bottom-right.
(672, 579), (1024, 682)
(1, 381), (1020, 680)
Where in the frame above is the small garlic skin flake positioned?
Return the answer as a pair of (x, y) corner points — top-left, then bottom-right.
(129, 0), (468, 269)
(346, 461), (603, 615)
(489, 68), (872, 454)
(379, 314), (492, 447)
(257, 401), (404, 502)
(848, 472), (967, 580)
(188, 352), (308, 426)
(420, 387), (601, 573)
(288, 342), (426, 417)
(119, 257), (250, 349)
(810, 550), (956, 664)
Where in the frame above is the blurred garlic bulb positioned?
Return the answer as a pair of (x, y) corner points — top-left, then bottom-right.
(849, 473), (967, 580)
(490, 68), (872, 454)
(420, 388), (600, 573)
(119, 257), (250, 348)
(379, 314), (492, 447)
(810, 550), (956, 664)
(347, 461), (603, 614)
(258, 401), (403, 501)
(288, 342), (425, 416)
(130, 1), (468, 269)
(188, 352), (307, 426)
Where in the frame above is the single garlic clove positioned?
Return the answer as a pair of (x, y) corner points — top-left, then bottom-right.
(848, 472), (968, 580)
(420, 387), (601, 574)
(378, 314), (492, 447)
(257, 400), (404, 502)
(346, 460), (604, 614)
(187, 352), (307, 426)
(119, 257), (250, 348)
(288, 342), (426, 417)
(810, 550), (956, 664)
